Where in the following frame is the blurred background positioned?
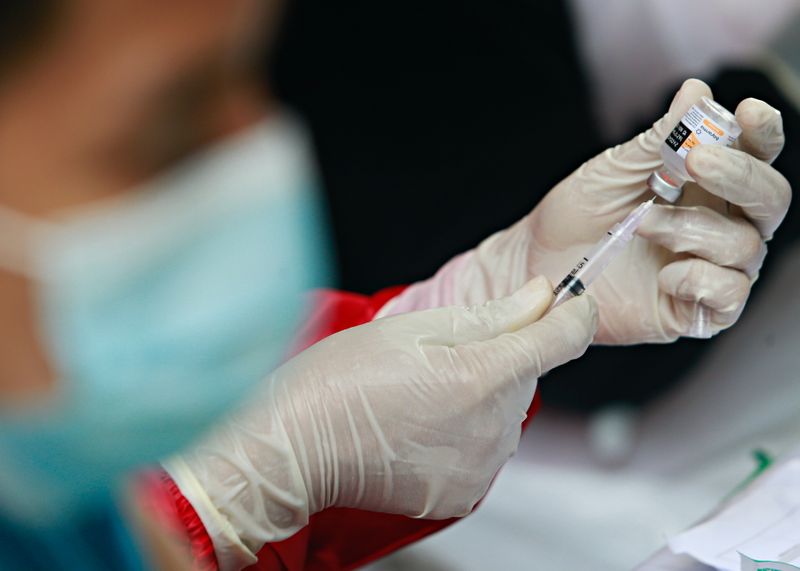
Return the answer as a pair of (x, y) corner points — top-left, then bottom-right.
(266, 0), (800, 568)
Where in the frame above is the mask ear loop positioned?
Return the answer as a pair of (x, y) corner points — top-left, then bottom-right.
(0, 205), (46, 278)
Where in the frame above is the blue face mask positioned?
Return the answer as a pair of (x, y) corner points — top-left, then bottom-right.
(0, 116), (330, 526)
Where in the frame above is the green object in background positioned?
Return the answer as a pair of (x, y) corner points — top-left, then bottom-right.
(722, 449), (775, 504)
(749, 449), (776, 481)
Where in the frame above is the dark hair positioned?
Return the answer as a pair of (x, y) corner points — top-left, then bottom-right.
(0, 2), (60, 76)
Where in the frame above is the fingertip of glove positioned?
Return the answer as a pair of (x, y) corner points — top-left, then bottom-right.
(680, 77), (710, 94)
(518, 275), (553, 298)
(548, 293), (599, 335)
(587, 294), (599, 323)
(670, 79), (713, 115)
(578, 294), (600, 333)
(530, 295), (598, 371)
(509, 275), (554, 316)
(475, 276), (554, 336)
(653, 79), (712, 140)
(684, 144), (720, 179)
(736, 98), (784, 133)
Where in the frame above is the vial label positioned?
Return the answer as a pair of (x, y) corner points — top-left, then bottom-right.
(664, 105), (738, 159)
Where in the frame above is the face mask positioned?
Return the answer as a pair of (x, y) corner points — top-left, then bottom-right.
(0, 116), (330, 526)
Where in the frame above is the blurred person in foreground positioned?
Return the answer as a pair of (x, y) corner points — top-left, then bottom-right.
(0, 3), (792, 571)
(0, 1), (595, 568)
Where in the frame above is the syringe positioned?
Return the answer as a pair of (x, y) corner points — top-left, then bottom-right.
(551, 198), (655, 308)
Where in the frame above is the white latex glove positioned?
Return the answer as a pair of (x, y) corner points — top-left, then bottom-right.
(379, 79), (792, 343)
(164, 277), (597, 570)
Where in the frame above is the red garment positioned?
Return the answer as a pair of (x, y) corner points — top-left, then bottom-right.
(161, 286), (542, 570)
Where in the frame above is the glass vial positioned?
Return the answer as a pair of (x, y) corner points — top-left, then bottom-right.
(648, 97), (742, 203)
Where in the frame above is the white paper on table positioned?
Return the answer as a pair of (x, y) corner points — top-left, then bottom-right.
(740, 553), (800, 571)
(668, 459), (800, 571)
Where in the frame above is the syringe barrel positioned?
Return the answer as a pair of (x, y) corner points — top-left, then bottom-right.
(551, 232), (631, 307)
(575, 232), (631, 285)
(551, 198), (653, 309)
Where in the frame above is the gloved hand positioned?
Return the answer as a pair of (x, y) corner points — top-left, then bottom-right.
(164, 277), (597, 570)
(379, 79), (792, 343)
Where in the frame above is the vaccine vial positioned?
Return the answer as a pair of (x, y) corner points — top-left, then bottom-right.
(648, 97), (742, 203)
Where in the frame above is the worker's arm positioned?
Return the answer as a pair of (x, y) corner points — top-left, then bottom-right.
(151, 279), (594, 571)
(146, 286), (423, 571)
